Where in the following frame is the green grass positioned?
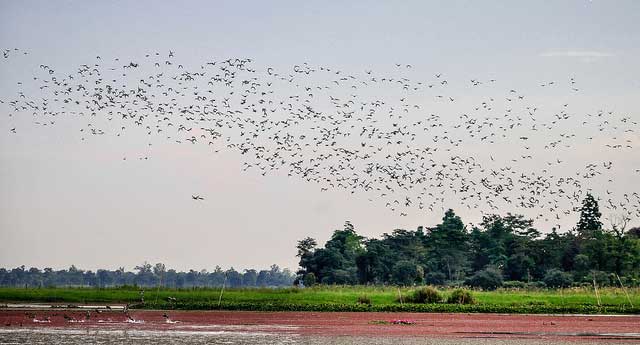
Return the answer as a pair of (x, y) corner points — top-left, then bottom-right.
(1, 285), (638, 314)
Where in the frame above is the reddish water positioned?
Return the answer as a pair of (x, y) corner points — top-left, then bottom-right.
(1, 310), (639, 342)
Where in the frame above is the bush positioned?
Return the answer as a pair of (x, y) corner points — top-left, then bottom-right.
(574, 269), (613, 286)
(466, 267), (503, 290)
(357, 295), (371, 305)
(447, 289), (475, 304)
(503, 280), (526, 289)
(408, 286), (442, 304)
(526, 281), (546, 289)
(543, 269), (573, 288)
(589, 271), (613, 287)
(620, 276), (638, 287)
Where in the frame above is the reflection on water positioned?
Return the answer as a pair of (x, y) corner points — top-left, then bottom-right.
(0, 328), (298, 345)
(0, 328), (630, 345)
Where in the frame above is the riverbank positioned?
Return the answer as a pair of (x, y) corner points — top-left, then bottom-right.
(1, 286), (638, 315)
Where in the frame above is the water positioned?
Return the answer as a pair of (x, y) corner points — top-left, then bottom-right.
(0, 328), (297, 345)
(0, 328), (630, 345)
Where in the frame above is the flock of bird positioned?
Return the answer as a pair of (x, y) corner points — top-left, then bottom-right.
(20, 308), (176, 326)
(2, 49), (639, 227)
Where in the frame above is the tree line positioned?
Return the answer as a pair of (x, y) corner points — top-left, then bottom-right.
(0, 263), (295, 288)
(296, 194), (640, 289)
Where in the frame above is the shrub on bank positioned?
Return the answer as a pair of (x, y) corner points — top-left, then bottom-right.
(357, 295), (371, 305)
(525, 281), (546, 289)
(543, 269), (573, 288)
(446, 289), (475, 304)
(303, 273), (317, 287)
(466, 267), (503, 290)
(407, 286), (442, 304)
(503, 280), (527, 289)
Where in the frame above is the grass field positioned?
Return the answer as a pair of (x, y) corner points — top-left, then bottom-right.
(1, 285), (638, 314)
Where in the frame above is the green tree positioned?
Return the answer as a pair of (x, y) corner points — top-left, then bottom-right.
(504, 252), (535, 282)
(134, 262), (155, 286)
(576, 193), (602, 238)
(572, 254), (591, 282)
(153, 263), (166, 287)
(466, 266), (503, 290)
(543, 268), (573, 288)
(298, 221), (364, 284)
(225, 268), (243, 287)
(391, 260), (424, 285)
(356, 238), (393, 284)
(96, 269), (113, 287)
(297, 237), (317, 257)
(302, 272), (316, 286)
(604, 215), (639, 276)
(243, 269), (257, 287)
(426, 209), (469, 281)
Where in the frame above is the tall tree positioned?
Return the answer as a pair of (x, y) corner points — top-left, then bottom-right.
(576, 193), (603, 238)
(426, 209), (469, 281)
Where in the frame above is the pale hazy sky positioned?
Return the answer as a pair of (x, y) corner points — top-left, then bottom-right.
(1, 1), (639, 272)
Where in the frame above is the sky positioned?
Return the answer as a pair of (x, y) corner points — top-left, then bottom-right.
(0, 0), (639, 272)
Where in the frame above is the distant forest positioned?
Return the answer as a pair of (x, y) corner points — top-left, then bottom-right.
(3, 194), (639, 290)
(296, 194), (640, 289)
(0, 264), (295, 288)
